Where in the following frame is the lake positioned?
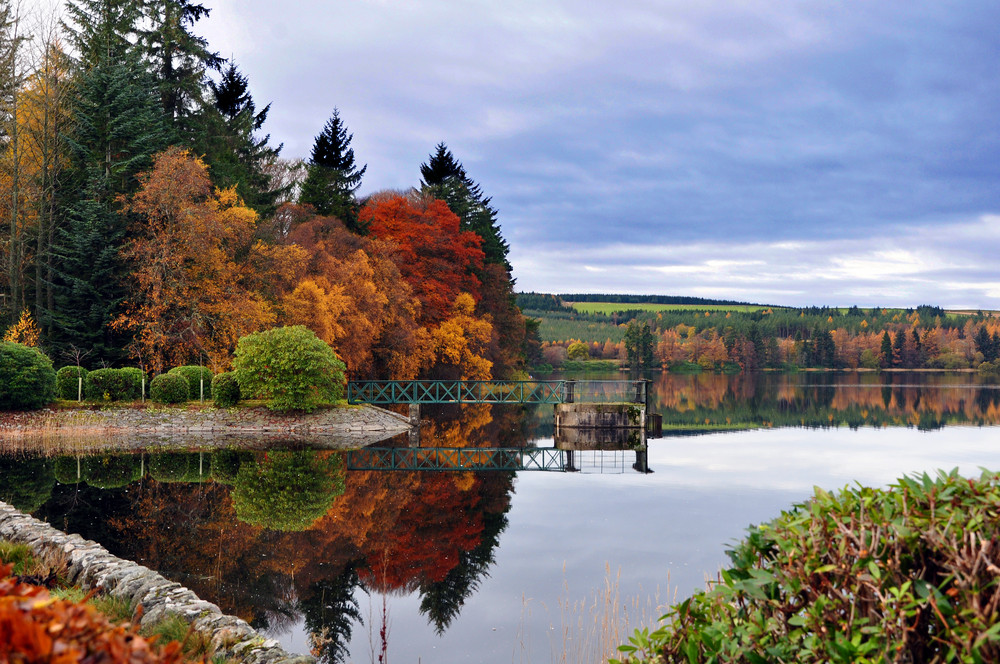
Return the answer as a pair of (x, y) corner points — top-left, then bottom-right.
(2, 371), (1000, 663)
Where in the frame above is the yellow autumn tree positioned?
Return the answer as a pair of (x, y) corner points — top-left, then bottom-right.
(426, 293), (493, 380)
(3, 309), (40, 346)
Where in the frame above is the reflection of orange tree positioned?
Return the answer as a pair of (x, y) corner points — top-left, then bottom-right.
(231, 451), (346, 531)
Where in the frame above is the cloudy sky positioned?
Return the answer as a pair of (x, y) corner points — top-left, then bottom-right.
(33, 0), (1000, 307)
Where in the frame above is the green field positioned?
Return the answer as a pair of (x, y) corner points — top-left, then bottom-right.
(567, 302), (769, 314)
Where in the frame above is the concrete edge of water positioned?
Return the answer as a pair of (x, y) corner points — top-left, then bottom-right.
(0, 500), (314, 664)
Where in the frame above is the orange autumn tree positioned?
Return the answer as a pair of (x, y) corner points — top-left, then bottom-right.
(361, 193), (484, 326)
(115, 147), (302, 371)
(280, 209), (429, 378)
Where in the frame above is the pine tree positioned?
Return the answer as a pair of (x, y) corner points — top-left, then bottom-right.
(299, 108), (366, 231)
(139, 0), (222, 126)
(198, 61), (281, 215)
(420, 142), (511, 272)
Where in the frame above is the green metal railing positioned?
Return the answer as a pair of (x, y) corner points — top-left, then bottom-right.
(347, 380), (646, 405)
(345, 446), (645, 473)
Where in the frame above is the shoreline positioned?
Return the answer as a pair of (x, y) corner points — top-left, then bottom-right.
(0, 403), (411, 453)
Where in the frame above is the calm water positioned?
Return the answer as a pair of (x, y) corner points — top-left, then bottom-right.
(3, 372), (1000, 663)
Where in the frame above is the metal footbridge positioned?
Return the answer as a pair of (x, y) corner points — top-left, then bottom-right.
(347, 380), (647, 405)
(345, 445), (651, 474)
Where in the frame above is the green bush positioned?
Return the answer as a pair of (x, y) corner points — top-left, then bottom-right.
(212, 371), (241, 408)
(0, 342), (56, 410)
(53, 456), (84, 485)
(614, 469), (1000, 664)
(233, 326), (346, 412)
(149, 452), (211, 483)
(80, 455), (142, 489)
(56, 366), (89, 400)
(0, 458), (55, 513)
(149, 373), (190, 404)
(210, 449), (247, 484)
(231, 451), (345, 531)
(84, 368), (145, 401)
(167, 365), (213, 400)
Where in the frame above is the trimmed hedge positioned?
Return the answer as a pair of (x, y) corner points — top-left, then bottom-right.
(167, 365), (213, 400)
(0, 342), (56, 410)
(211, 371), (241, 408)
(81, 455), (142, 489)
(614, 469), (1000, 664)
(149, 453), (211, 483)
(56, 366), (88, 400)
(84, 368), (145, 401)
(149, 373), (189, 404)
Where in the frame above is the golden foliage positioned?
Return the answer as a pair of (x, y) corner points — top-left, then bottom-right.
(3, 309), (40, 346)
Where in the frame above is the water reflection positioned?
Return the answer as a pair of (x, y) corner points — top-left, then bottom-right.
(2, 372), (1000, 662)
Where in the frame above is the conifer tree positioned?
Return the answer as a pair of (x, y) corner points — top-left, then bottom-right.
(299, 108), (366, 232)
(50, 1), (169, 360)
(199, 61), (281, 215)
(420, 142), (511, 272)
(139, 0), (222, 127)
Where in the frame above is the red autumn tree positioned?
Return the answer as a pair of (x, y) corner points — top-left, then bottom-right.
(361, 193), (484, 327)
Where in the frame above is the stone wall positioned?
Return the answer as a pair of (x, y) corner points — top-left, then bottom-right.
(0, 501), (313, 664)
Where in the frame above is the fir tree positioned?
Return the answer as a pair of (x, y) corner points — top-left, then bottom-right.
(62, 0), (143, 68)
(420, 142), (511, 272)
(880, 331), (893, 368)
(198, 61), (282, 215)
(299, 108), (366, 232)
(139, 0), (222, 126)
(49, 3), (168, 359)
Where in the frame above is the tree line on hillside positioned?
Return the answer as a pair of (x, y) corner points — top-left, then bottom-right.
(530, 303), (1000, 372)
(0, 0), (527, 379)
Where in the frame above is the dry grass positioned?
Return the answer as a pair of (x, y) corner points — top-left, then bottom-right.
(516, 564), (671, 664)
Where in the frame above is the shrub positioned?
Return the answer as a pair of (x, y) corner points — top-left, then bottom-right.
(231, 451), (345, 531)
(167, 365), (213, 400)
(0, 458), (55, 513)
(0, 563), (191, 663)
(212, 371), (241, 408)
(149, 373), (190, 404)
(81, 455), (142, 489)
(233, 325), (346, 412)
(149, 453), (211, 483)
(614, 469), (1000, 664)
(84, 368), (145, 401)
(210, 449), (246, 484)
(0, 342), (56, 410)
(567, 341), (590, 360)
(56, 366), (89, 400)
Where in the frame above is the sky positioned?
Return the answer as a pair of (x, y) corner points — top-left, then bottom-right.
(29, 0), (1000, 307)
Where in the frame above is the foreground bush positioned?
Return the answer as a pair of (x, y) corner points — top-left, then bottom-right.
(233, 326), (346, 412)
(0, 342), (56, 410)
(211, 371), (240, 407)
(615, 469), (1000, 664)
(167, 365), (213, 399)
(150, 373), (190, 404)
(84, 368), (145, 401)
(56, 365), (88, 400)
(0, 563), (189, 663)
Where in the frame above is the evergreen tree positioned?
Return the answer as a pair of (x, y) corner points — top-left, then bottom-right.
(880, 331), (893, 368)
(62, 0), (142, 68)
(50, 4), (169, 360)
(139, 0), (222, 127)
(299, 108), (366, 231)
(892, 330), (906, 368)
(420, 142), (511, 272)
(198, 61), (282, 215)
(299, 566), (362, 664)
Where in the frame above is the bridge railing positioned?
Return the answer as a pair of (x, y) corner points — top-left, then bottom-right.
(347, 379), (647, 405)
